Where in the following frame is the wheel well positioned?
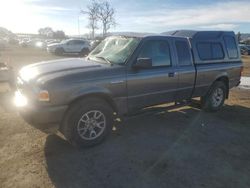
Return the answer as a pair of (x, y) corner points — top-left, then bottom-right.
(59, 93), (118, 132)
(55, 47), (64, 53)
(81, 47), (89, 51)
(69, 93), (118, 113)
(56, 47), (64, 50)
(215, 76), (229, 98)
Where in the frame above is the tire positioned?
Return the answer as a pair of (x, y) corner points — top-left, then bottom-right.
(80, 48), (90, 56)
(62, 98), (114, 147)
(201, 81), (227, 112)
(55, 48), (64, 56)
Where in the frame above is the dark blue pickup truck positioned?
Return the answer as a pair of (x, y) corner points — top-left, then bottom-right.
(15, 30), (243, 147)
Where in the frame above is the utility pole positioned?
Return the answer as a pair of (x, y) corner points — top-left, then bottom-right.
(78, 15), (80, 36)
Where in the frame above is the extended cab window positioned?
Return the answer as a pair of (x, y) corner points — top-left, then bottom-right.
(197, 42), (224, 61)
(224, 36), (238, 59)
(175, 41), (192, 66)
(138, 40), (171, 67)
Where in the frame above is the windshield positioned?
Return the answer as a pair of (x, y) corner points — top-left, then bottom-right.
(88, 36), (140, 64)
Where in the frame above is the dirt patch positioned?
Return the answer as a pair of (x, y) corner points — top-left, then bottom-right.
(242, 56), (250, 76)
(0, 45), (62, 71)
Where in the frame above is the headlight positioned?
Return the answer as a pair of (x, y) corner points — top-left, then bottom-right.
(38, 90), (50, 102)
(14, 91), (28, 107)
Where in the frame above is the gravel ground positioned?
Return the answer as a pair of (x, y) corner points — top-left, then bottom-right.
(0, 46), (250, 188)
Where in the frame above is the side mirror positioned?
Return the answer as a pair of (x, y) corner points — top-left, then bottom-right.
(133, 58), (152, 69)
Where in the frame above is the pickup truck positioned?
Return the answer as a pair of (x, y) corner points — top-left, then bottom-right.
(15, 30), (243, 147)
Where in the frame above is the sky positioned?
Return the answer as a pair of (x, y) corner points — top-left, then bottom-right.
(0, 0), (250, 35)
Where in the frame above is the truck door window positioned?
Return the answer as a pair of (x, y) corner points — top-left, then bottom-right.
(223, 36), (238, 59)
(138, 40), (171, 67)
(175, 41), (191, 66)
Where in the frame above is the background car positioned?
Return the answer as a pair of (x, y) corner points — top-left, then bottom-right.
(19, 38), (32, 47)
(239, 44), (250, 55)
(47, 39), (90, 56)
(90, 39), (102, 50)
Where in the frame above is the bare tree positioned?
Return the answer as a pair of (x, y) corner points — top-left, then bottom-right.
(81, 0), (99, 39)
(38, 27), (54, 38)
(53, 30), (66, 39)
(98, 1), (116, 37)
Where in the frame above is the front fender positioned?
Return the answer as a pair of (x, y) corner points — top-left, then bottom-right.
(69, 86), (113, 103)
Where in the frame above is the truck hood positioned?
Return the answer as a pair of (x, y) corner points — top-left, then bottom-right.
(19, 58), (103, 82)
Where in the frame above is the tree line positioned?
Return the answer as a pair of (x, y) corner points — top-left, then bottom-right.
(38, 27), (66, 39)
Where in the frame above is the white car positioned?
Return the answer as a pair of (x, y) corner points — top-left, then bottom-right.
(47, 39), (90, 55)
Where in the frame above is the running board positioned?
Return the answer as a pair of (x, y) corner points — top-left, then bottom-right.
(123, 99), (194, 120)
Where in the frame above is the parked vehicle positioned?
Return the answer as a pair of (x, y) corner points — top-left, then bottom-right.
(90, 39), (102, 50)
(45, 39), (61, 46)
(47, 39), (91, 55)
(239, 44), (250, 55)
(15, 31), (242, 147)
(35, 40), (47, 49)
(19, 38), (32, 47)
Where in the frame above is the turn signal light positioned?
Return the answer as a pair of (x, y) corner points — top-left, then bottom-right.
(38, 90), (50, 102)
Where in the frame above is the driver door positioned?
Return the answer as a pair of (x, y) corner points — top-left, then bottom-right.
(64, 40), (77, 53)
(127, 38), (178, 112)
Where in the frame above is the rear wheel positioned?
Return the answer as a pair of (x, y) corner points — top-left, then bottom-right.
(201, 81), (227, 112)
(55, 48), (64, 56)
(62, 98), (114, 147)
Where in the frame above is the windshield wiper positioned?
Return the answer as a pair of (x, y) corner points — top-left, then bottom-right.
(95, 56), (113, 65)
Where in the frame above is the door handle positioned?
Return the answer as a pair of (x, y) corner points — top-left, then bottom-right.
(110, 80), (125, 84)
(168, 72), (176, 77)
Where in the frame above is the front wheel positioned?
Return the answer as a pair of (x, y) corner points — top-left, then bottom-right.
(62, 98), (114, 147)
(55, 48), (64, 56)
(80, 48), (90, 56)
(201, 81), (227, 112)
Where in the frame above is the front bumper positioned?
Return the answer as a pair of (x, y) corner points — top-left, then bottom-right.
(19, 104), (68, 133)
(15, 91), (68, 132)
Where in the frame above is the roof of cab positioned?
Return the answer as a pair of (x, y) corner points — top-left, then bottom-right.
(107, 32), (157, 38)
(162, 30), (235, 40)
(108, 30), (236, 40)
(107, 32), (183, 39)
